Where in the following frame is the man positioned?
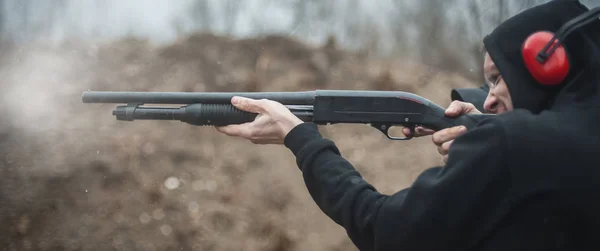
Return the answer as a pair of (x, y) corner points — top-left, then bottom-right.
(414, 2), (600, 162)
(216, 0), (600, 250)
(407, 50), (516, 163)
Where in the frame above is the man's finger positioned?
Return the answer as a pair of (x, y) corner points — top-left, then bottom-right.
(445, 101), (476, 117)
(231, 96), (264, 113)
(402, 126), (435, 138)
(416, 127), (435, 135)
(215, 124), (253, 138)
(436, 140), (453, 155)
(441, 140), (453, 154)
(432, 126), (467, 145)
(402, 127), (413, 137)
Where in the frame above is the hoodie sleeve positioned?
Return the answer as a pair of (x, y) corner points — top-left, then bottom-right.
(283, 121), (514, 251)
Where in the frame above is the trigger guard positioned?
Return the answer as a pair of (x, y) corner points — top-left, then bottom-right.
(371, 124), (413, 140)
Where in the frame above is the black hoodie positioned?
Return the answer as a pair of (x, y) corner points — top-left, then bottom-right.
(483, 0), (600, 113)
(453, 0), (600, 113)
(282, 1), (600, 250)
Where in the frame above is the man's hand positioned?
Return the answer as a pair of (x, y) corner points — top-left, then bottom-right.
(402, 126), (436, 138)
(402, 100), (482, 162)
(215, 96), (304, 144)
(432, 100), (481, 163)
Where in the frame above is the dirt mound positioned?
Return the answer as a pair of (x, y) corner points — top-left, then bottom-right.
(0, 33), (478, 251)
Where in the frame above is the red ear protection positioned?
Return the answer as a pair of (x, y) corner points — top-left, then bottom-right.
(521, 6), (600, 87)
(522, 31), (570, 86)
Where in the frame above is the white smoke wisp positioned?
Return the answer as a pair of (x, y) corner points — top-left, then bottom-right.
(0, 45), (92, 135)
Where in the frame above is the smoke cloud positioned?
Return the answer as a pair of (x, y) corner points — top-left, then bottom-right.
(0, 44), (89, 135)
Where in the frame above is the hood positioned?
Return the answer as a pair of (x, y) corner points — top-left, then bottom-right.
(483, 0), (600, 113)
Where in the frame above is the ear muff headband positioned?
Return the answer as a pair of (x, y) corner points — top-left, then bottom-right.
(522, 7), (600, 86)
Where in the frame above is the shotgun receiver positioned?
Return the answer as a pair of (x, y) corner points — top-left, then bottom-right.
(81, 90), (494, 140)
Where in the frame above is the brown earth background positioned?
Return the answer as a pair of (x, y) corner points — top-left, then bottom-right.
(0, 33), (479, 251)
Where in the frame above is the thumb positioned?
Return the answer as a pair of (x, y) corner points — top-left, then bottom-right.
(445, 101), (476, 117)
(231, 96), (263, 113)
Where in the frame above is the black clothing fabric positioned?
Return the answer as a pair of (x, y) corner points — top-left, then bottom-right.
(483, 0), (600, 114)
(280, 1), (600, 250)
(284, 102), (600, 250)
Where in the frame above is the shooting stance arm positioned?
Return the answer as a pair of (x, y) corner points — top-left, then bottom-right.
(284, 120), (514, 250)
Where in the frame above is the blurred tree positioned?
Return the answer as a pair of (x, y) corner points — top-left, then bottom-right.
(223, 0), (240, 34)
(190, 0), (213, 31)
(1, 0), (599, 80)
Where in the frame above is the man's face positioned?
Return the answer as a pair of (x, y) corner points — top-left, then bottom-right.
(482, 52), (514, 114)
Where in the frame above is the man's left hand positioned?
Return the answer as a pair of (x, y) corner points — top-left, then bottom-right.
(215, 96), (304, 144)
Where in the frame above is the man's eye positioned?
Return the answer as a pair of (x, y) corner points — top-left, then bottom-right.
(489, 75), (501, 87)
(493, 75), (503, 86)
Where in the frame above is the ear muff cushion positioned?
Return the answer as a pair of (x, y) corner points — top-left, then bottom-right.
(522, 31), (570, 86)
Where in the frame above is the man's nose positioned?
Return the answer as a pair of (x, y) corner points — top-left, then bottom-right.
(483, 95), (498, 113)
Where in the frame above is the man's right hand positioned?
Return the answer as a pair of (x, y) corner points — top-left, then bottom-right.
(403, 100), (482, 163)
(433, 101), (482, 163)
